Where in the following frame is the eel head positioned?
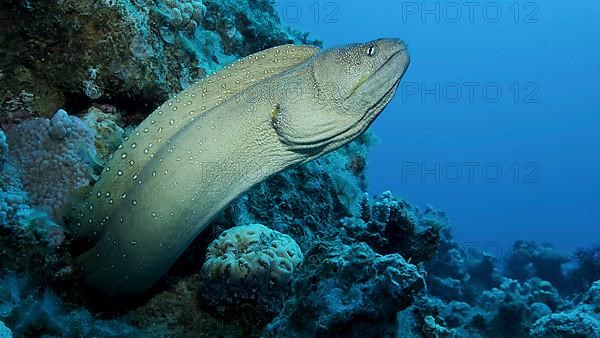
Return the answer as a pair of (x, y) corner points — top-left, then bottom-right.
(272, 38), (410, 156)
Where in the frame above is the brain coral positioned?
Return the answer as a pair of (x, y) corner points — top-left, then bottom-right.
(7, 109), (97, 221)
(200, 224), (303, 313)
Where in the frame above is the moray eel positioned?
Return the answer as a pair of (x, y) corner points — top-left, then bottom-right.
(70, 38), (410, 295)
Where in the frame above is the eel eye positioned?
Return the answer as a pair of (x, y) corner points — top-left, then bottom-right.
(367, 45), (378, 57)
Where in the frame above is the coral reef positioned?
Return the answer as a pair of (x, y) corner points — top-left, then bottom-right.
(572, 245), (600, 292)
(266, 241), (425, 337)
(1, 0), (598, 337)
(202, 0), (305, 56)
(0, 0), (320, 119)
(340, 191), (444, 263)
(505, 240), (571, 292)
(1, 1), (433, 337)
(199, 224), (303, 314)
(424, 226), (502, 303)
(530, 280), (600, 337)
(405, 221), (600, 338)
(469, 277), (563, 336)
(407, 275), (567, 338)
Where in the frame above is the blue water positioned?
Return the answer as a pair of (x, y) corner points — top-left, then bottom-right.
(277, 0), (600, 255)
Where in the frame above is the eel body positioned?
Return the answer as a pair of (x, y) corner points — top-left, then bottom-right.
(71, 39), (410, 295)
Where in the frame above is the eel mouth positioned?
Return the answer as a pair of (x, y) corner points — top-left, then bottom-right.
(346, 47), (409, 100)
(348, 73), (403, 138)
(341, 47), (410, 134)
(372, 47), (409, 87)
